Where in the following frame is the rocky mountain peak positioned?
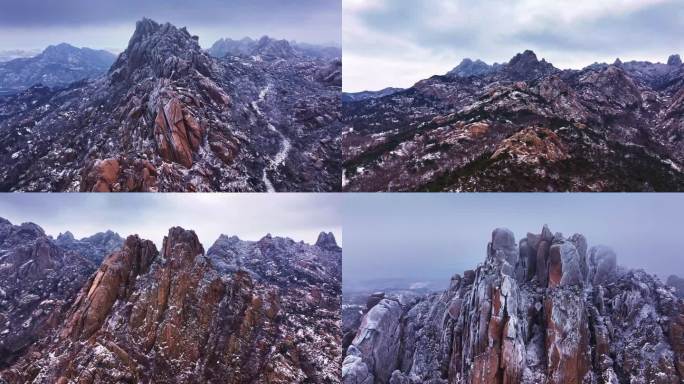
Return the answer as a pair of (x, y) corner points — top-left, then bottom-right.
(129, 17), (163, 44)
(56, 230), (75, 241)
(509, 49), (539, 66)
(504, 49), (557, 81)
(110, 18), (211, 81)
(253, 35), (296, 58)
(343, 225), (684, 384)
(447, 58), (494, 77)
(42, 43), (77, 57)
(668, 54), (682, 66)
(160, 227), (203, 267)
(3, 223), (341, 382)
(316, 231), (339, 250)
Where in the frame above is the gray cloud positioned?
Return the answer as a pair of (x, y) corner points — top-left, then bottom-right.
(343, 0), (684, 91)
(343, 193), (684, 291)
(0, 194), (342, 250)
(0, 0), (340, 50)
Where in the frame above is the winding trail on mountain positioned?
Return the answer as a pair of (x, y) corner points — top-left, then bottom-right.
(252, 84), (291, 192)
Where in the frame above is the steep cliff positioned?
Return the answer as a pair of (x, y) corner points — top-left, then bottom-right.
(343, 226), (683, 384)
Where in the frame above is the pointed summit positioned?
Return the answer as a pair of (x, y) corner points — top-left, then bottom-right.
(668, 54), (682, 66)
(505, 49), (556, 80)
(251, 36), (296, 58)
(316, 231), (339, 250)
(447, 58), (493, 77)
(57, 230), (75, 242)
(613, 57), (623, 66)
(510, 49), (539, 65)
(110, 18), (211, 82)
(128, 18), (162, 46)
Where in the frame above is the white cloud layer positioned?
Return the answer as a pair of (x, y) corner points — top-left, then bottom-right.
(0, 194), (342, 249)
(343, 0), (683, 91)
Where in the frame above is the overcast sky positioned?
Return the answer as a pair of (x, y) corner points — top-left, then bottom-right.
(343, 193), (684, 291)
(343, 0), (684, 92)
(0, 194), (342, 250)
(0, 0), (341, 52)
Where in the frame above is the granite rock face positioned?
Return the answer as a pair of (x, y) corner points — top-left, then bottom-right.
(0, 19), (341, 192)
(0, 218), (95, 369)
(343, 51), (684, 191)
(343, 226), (684, 383)
(1, 226), (342, 383)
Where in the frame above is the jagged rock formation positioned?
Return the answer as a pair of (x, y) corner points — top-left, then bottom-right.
(343, 50), (684, 191)
(0, 19), (341, 192)
(342, 225), (684, 384)
(55, 230), (124, 263)
(0, 43), (115, 93)
(0, 218), (95, 369)
(207, 36), (341, 61)
(1, 227), (342, 383)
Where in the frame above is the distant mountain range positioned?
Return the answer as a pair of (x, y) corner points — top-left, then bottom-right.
(207, 36), (341, 60)
(342, 87), (404, 103)
(343, 50), (684, 192)
(0, 43), (116, 94)
(0, 50), (42, 63)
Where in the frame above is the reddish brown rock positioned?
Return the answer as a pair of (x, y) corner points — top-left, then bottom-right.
(4, 227), (341, 383)
(153, 98), (205, 168)
(199, 76), (231, 106)
(61, 235), (158, 340)
(80, 156), (158, 192)
(209, 129), (240, 165)
(547, 244), (563, 288)
(544, 290), (591, 384)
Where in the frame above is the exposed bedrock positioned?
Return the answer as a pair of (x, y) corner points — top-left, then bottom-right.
(343, 225), (684, 384)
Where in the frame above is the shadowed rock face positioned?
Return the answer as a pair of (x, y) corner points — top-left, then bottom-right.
(343, 51), (684, 192)
(0, 218), (95, 369)
(0, 18), (341, 192)
(1, 226), (341, 384)
(343, 226), (684, 384)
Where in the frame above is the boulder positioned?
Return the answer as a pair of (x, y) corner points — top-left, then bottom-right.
(348, 298), (403, 383)
(342, 347), (374, 384)
(489, 227), (518, 268)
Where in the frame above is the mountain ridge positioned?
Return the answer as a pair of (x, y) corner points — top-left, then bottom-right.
(342, 49), (684, 192)
(0, 219), (342, 383)
(0, 43), (116, 93)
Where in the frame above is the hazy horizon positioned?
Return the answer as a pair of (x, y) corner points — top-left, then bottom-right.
(343, 0), (684, 92)
(343, 194), (684, 292)
(0, 194), (342, 250)
(0, 0), (341, 51)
